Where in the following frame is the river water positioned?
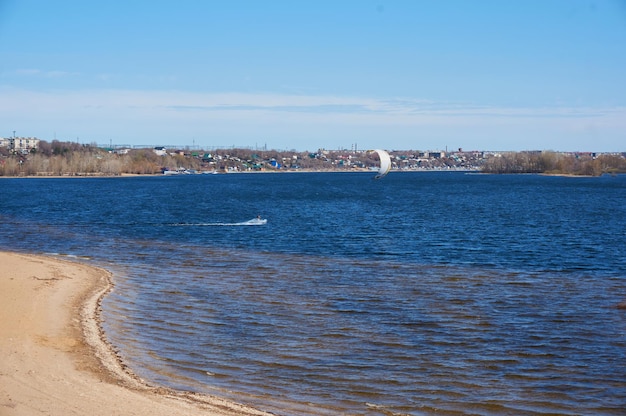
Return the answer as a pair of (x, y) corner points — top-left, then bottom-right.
(1, 172), (625, 415)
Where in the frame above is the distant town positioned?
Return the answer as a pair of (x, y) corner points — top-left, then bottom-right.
(1, 136), (625, 177)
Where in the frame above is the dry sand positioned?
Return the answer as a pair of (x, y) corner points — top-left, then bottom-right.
(0, 251), (273, 416)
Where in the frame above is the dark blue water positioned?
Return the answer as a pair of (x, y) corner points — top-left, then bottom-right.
(1, 172), (625, 415)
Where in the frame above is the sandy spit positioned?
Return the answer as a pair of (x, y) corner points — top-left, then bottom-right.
(0, 251), (274, 416)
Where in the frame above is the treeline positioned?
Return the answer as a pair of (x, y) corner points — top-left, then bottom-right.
(482, 151), (626, 176)
(0, 141), (387, 176)
(0, 141), (197, 176)
(2, 141), (625, 177)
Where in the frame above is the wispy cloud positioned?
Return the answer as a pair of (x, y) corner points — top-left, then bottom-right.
(0, 87), (624, 151)
(1, 87), (623, 120)
(13, 68), (80, 78)
(43, 89), (615, 117)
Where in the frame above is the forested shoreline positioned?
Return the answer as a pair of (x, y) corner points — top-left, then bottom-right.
(1, 140), (625, 177)
(480, 151), (626, 175)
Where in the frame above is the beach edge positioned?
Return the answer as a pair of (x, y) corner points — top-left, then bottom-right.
(0, 251), (273, 416)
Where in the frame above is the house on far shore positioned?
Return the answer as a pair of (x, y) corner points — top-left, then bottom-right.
(0, 136), (40, 154)
(153, 146), (167, 156)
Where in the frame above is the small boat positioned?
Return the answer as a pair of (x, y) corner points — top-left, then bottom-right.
(245, 217), (267, 225)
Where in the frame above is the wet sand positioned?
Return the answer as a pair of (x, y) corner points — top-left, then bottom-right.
(0, 251), (272, 416)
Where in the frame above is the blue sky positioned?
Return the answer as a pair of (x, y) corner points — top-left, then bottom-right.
(1, 0), (624, 152)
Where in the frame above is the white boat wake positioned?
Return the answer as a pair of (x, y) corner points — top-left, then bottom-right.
(169, 218), (267, 226)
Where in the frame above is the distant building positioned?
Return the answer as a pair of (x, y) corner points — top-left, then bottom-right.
(0, 136), (40, 153)
(418, 151), (445, 159)
(153, 146), (167, 156)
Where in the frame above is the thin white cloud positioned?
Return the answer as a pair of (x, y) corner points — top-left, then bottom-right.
(0, 87), (624, 151)
(13, 69), (80, 78)
(1, 87), (622, 121)
(34, 89), (622, 118)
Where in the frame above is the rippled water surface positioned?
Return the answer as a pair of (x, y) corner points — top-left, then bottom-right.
(1, 172), (625, 415)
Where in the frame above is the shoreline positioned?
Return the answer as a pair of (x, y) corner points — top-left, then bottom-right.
(0, 251), (272, 416)
(2, 168), (618, 179)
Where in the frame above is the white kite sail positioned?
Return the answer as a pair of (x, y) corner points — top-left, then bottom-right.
(373, 149), (391, 179)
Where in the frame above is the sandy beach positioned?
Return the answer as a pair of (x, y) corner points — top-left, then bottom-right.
(0, 251), (272, 416)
